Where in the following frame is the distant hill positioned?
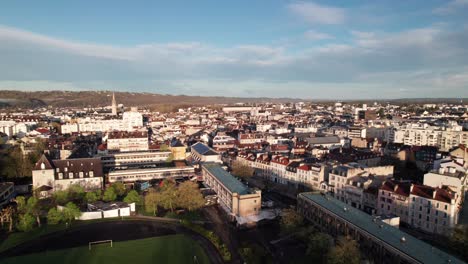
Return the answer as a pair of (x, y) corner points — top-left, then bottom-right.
(0, 90), (465, 110)
(0, 90), (302, 110)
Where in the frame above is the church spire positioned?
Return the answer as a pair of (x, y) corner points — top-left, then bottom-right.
(111, 92), (117, 116)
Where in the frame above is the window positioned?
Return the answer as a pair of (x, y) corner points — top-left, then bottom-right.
(412, 197), (416, 202)
(444, 205), (448, 210)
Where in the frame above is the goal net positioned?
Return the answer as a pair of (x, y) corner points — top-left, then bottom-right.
(89, 240), (113, 250)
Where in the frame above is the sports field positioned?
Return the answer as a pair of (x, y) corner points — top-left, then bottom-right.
(2, 234), (210, 264)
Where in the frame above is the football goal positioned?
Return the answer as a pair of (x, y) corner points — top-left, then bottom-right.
(89, 240), (113, 250)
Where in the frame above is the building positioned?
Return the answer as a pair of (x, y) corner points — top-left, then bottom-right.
(392, 123), (468, 152)
(0, 182), (15, 207)
(107, 131), (149, 152)
(424, 167), (467, 195)
(377, 180), (462, 234)
(297, 192), (464, 264)
(212, 133), (236, 151)
(190, 142), (221, 163)
(202, 163), (261, 219)
(108, 162), (195, 183)
(32, 155), (103, 196)
(169, 140), (187, 161)
(329, 163), (394, 203)
(236, 153), (329, 190)
(122, 107), (143, 130)
(99, 150), (172, 169)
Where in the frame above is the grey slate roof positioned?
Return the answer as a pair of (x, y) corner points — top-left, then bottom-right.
(202, 163), (249, 195)
(299, 192), (465, 264)
(306, 136), (340, 145)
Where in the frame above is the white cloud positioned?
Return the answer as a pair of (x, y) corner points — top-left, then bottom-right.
(433, 0), (468, 15)
(304, 30), (333, 40)
(0, 24), (467, 98)
(287, 2), (345, 25)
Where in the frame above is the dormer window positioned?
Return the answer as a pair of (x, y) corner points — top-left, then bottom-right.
(64, 167), (68, 172)
(79, 172), (84, 178)
(89, 171), (94, 177)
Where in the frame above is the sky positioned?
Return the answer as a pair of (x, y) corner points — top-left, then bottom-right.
(0, 0), (467, 99)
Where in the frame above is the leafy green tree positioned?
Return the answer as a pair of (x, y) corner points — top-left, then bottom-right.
(85, 191), (99, 204)
(280, 208), (303, 233)
(306, 232), (332, 262)
(111, 182), (127, 197)
(103, 188), (117, 202)
(62, 202), (81, 224)
(159, 180), (178, 212)
(176, 181), (205, 211)
(159, 144), (169, 151)
(123, 190), (142, 205)
(17, 213), (36, 232)
(451, 225), (468, 260)
(327, 237), (361, 264)
(47, 208), (63, 225)
(68, 184), (85, 201)
(53, 190), (69, 205)
(26, 196), (42, 227)
(15, 196), (27, 214)
(231, 161), (254, 179)
(144, 189), (160, 216)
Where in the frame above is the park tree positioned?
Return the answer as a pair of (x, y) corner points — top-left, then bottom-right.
(62, 202), (81, 224)
(159, 144), (169, 151)
(377, 108), (385, 118)
(103, 188), (117, 202)
(306, 232), (332, 262)
(111, 182), (127, 197)
(53, 190), (69, 205)
(144, 189), (160, 216)
(17, 213), (36, 232)
(451, 225), (468, 260)
(47, 208), (63, 225)
(159, 180), (178, 212)
(85, 191), (99, 204)
(280, 208), (303, 233)
(15, 196), (27, 213)
(327, 237), (361, 264)
(26, 196), (42, 227)
(123, 190), (142, 205)
(68, 184), (85, 201)
(231, 161), (254, 179)
(0, 206), (15, 232)
(176, 181), (205, 211)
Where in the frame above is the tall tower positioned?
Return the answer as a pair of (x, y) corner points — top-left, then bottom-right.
(111, 92), (117, 116)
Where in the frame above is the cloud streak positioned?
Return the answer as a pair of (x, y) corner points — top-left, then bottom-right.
(0, 24), (467, 99)
(287, 1), (345, 25)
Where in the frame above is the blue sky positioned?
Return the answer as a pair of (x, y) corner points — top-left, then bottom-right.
(0, 1), (467, 99)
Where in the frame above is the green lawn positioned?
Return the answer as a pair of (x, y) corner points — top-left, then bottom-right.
(2, 234), (210, 264)
(0, 217), (134, 253)
(0, 224), (67, 253)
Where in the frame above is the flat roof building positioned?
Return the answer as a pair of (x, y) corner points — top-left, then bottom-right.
(202, 163), (261, 220)
(298, 192), (464, 264)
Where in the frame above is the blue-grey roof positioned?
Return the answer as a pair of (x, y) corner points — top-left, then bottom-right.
(299, 192), (465, 264)
(202, 163), (249, 195)
(192, 142), (218, 156)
